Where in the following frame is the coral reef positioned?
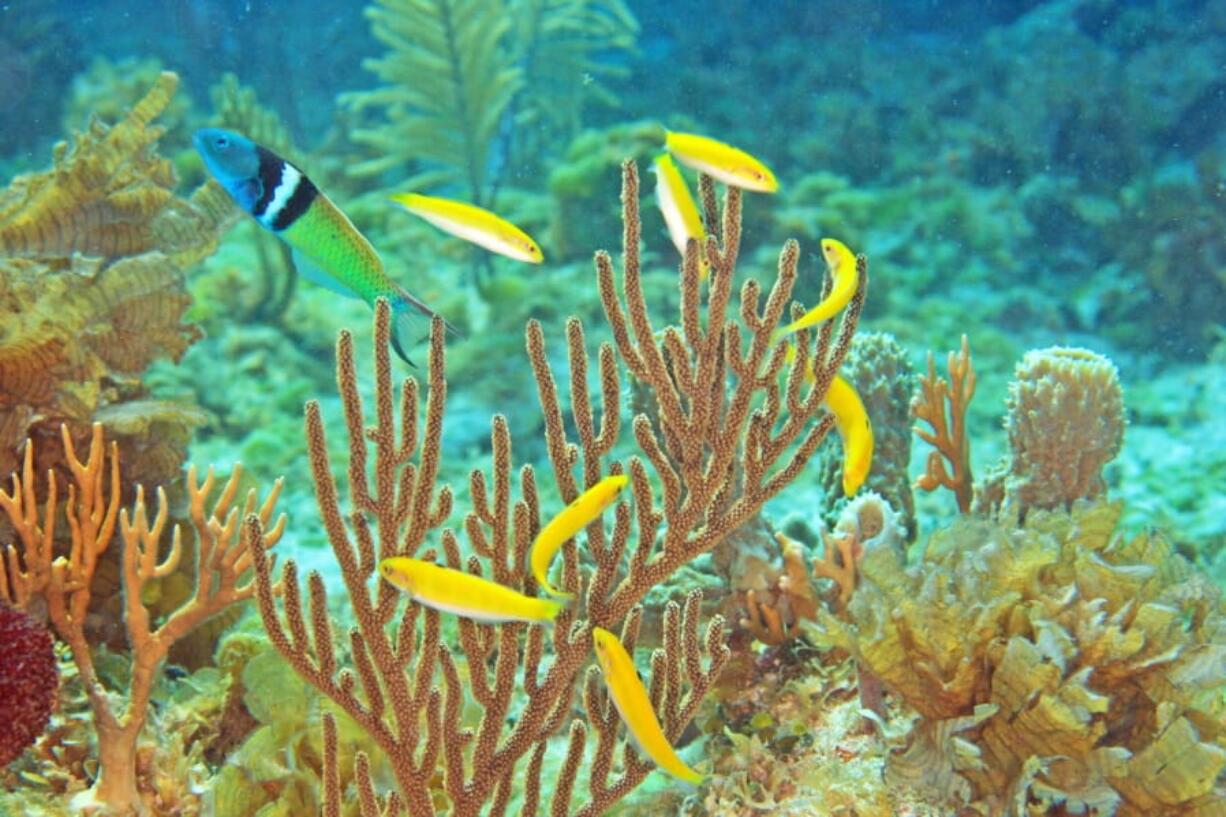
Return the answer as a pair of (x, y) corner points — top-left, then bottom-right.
(507, 0), (639, 176)
(809, 499), (1226, 816)
(0, 602), (58, 767)
(248, 159), (866, 815)
(0, 423), (284, 815)
(61, 57), (193, 148)
(981, 346), (1125, 517)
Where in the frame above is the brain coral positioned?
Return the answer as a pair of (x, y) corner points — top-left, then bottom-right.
(0, 602), (58, 766)
(983, 346), (1125, 516)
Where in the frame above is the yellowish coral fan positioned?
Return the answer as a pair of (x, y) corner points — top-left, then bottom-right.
(0, 70), (234, 478)
(808, 500), (1226, 816)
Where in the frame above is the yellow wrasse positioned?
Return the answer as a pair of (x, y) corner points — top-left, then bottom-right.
(664, 131), (778, 193)
(379, 557), (562, 624)
(652, 154), (709, 279)
(825, 375), (873, 496)
(781, 349), (874, 497)
(592, 627), (704, 785)
(774, 238), (859, 339)
(531, 474), (629, 599)
(390, 192), (544, 264)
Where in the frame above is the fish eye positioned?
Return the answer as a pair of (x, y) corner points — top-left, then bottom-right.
(215, 136), (230, 149)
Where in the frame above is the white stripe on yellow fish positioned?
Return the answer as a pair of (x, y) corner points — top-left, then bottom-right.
(391, 192), (544, 264)
(652, 153), (709, 279)
(664, 130), (778, 193)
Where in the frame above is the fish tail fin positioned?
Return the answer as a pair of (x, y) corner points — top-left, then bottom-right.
(388, 286), (458, 366)
(539, 597), (566, 622)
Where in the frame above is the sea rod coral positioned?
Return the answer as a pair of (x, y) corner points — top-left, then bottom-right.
(246, 159), (867, 815)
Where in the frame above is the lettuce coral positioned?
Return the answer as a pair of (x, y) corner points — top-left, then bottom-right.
(810, 500), (1226, 816)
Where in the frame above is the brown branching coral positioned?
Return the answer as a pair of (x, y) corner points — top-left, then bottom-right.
(0, 423), (285, 814)
(912, 333), (976, 514)
(810, 500), (1226, 816)
(249, 159), (866, 816)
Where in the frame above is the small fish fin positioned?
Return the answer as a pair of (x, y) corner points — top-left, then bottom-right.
(291, 249), (360, 299)
(388, 285), (460, 366)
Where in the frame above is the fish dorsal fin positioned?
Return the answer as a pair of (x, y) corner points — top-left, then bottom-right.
(290, 248), (360, 299)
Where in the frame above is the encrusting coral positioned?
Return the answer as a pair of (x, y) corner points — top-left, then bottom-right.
(246, 158), (866, 816)
(0, 423), (285, 815)
(0, 601), (58, 767)
(809, 499), (1226, 816)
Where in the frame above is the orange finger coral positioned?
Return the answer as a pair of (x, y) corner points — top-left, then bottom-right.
(912, 333), (976, 514)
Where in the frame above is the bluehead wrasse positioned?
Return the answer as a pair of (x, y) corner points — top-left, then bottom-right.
(592, 627), (704, 785)
(379, 557), (562, 624)
(193, 128), (450, 366)
(531, 475), (629, 599)
(781, 349), (873, 497)
(651, 154), (709, 280)
(774, 238), (859, 340)
(390, 192), (544, 264)
(664, 131), (778, 193)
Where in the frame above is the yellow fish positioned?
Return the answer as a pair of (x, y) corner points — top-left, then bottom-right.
(390, 192), (544, 264)
(592, 627), (704, 785)
(781, 350), (874, 497)
(664, 131), (778, 193)
(379, 557), (562, 624)
(824, 375), (873, 496)
(531, 474), (629, 599)
(651, 153), (708, 279)
(774, 238), (859, 339)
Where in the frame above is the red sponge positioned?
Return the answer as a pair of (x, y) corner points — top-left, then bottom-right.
(0, 602), (58, 766)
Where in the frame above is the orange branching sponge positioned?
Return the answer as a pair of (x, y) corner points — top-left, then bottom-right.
(809, 500), (1226, 816)
(0, 423), (285, 814)
(912, 334), (976, 513)
(741, 531), (820, 645)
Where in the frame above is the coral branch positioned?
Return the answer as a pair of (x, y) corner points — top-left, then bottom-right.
(911, 334), (976, 513)
(0, 422), (283, 814)
(254, 156), (865, 816)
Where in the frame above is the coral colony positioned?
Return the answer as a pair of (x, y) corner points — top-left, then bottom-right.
(3, 3), (1226, 813)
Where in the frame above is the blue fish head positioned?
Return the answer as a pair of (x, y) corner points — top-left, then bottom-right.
(193, 128), (262, 209)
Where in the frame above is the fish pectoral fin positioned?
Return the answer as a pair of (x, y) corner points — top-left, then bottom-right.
(290, 249), (361, 299)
